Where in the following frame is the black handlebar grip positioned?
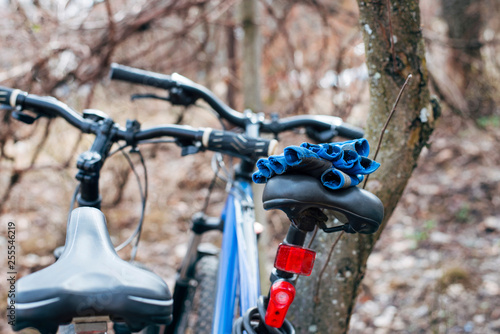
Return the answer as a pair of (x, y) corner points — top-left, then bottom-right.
(109, 63), (176, 90)
(0, 86), (13, 106)
(0, 86), (26, 107)
(202, 129), (278, 161)
(335, 123), (364, 139)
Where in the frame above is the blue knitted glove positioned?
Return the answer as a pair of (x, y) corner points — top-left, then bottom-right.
(321, 168), (364, 190)
(253, 139), (379, 189)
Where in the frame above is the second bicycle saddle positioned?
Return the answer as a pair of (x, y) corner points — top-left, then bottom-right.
(12, 207), (173, 333)
(262, 174), (384, 234)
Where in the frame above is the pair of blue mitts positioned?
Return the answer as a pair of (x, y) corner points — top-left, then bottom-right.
(252, 139), (379, 190)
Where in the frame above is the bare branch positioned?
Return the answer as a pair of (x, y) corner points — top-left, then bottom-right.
(363, 74), (413, 189)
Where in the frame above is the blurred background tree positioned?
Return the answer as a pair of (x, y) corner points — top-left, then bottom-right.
(440, 0), (496, 119)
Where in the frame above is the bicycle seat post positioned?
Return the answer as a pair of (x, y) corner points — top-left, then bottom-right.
(288, 207), (326, 236)
(269, 208), (325, 281)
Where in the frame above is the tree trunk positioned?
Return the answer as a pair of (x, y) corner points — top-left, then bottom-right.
(440, 0), (496, 118)
(240, 0), (262, 113)
(226, 17), (238, 109)
(239, 0), (270, 292)
(288, 1), (440, 332)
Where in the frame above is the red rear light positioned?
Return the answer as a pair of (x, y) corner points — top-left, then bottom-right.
(265, 280), (295, 328)
(274, 243), (316, 276)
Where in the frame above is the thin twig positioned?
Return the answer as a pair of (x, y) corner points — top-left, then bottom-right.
(104, 0), (115, 43)
(29, 119), (52, 167)
(306, 225), (319, 249)
(311, 70), (408, 305)
(363, 74), (412, 189)
(0, 164), (73, 173)
(314, 230), (344, 303)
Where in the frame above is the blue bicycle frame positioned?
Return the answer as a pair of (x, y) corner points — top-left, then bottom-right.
(212, 179), (261, 333)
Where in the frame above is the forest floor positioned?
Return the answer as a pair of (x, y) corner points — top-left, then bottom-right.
(0, 108), (499, 334)
(349, 114), (500, 333)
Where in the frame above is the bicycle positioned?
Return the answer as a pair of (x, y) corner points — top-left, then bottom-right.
(0, 86), (275, 333)
(107, 64), (384, 334)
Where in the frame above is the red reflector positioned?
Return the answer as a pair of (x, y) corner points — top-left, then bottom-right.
(265, 280), (295, 328)
(274, 243), (316, 276)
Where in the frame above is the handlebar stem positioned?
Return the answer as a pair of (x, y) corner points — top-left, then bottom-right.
(234, 161), (256, 181)
(231, 109), (265, 180)
(75, 118), (117, 209)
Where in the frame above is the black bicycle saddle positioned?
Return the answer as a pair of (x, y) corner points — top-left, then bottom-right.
(12, 207), (173, 333)
(262, 174), (384, 234)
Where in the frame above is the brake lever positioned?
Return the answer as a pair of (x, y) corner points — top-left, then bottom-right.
(305, 126), (338, 143)
(131, 93), (171, 102)
(0, 105), (14, 111)
(9, 105), (45, 125)
(131, 87), (197, 107)
(174, 138), (203, 156)
(12, 111), (40, 124)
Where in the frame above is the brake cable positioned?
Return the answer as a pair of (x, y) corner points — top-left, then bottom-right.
(114, 147), (147, 262)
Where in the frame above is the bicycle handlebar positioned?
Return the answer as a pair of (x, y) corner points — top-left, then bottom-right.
(0, 86), (277, 160)
(110, 63), (249, 127)
(109, 63), (177, 90)
(109, 63), (364, 140)
(1, 87), (94, 132)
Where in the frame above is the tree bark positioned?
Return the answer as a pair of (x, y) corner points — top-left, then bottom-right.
(288, 1), (440, 332)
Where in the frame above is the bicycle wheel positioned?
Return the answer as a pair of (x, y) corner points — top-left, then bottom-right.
(179, 255), (219, 334)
